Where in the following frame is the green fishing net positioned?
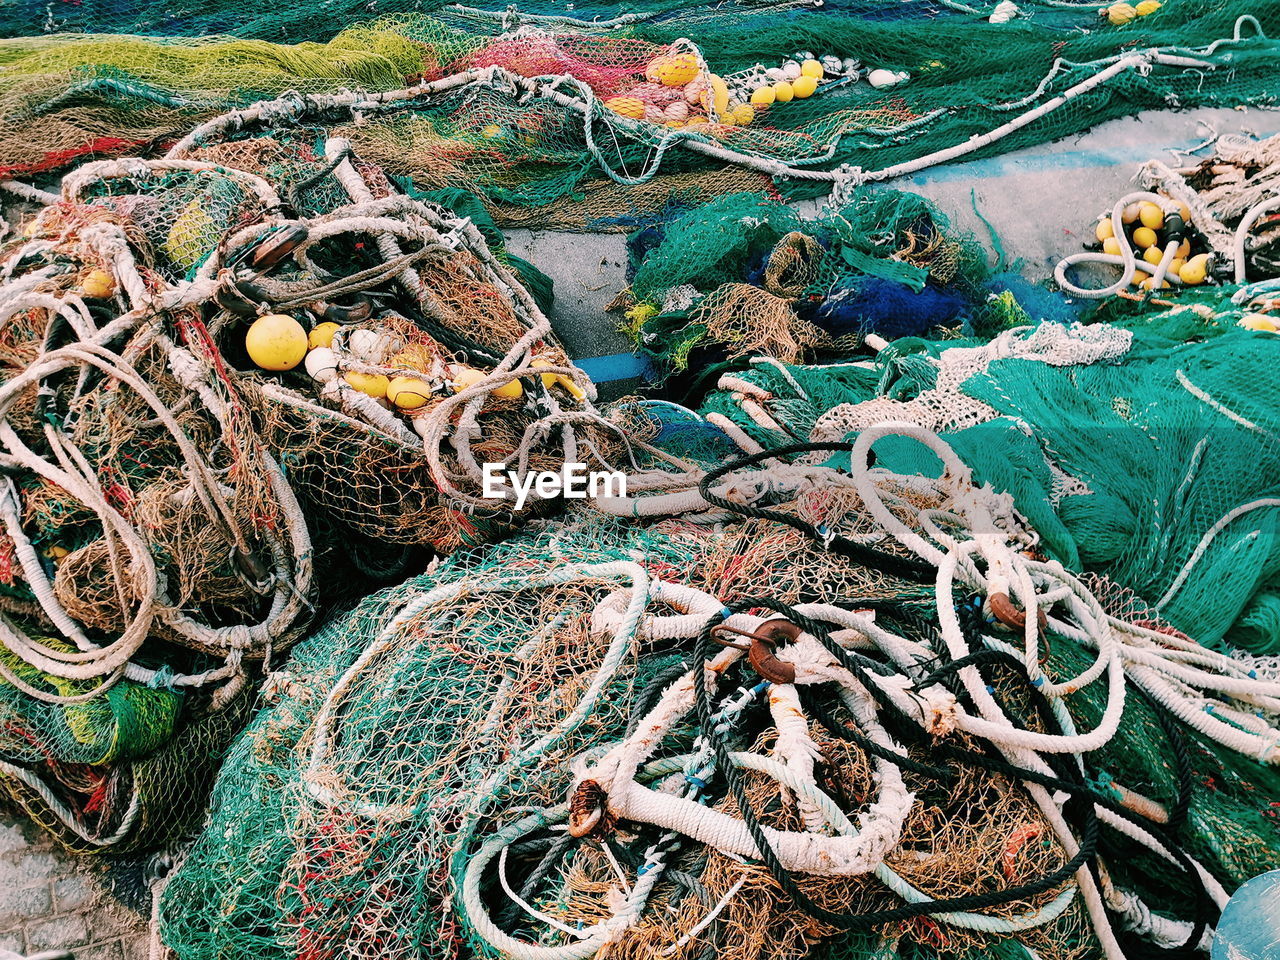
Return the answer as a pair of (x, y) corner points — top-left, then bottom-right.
(155, 497), (1280, 960)
(716, 299), (1280, 656)
(1, 0), (1275, 224)
(621, 188), (992, 385)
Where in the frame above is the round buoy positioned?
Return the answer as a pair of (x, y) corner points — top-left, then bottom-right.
(450, 365), (523, 399)
(246, 314), (308, 371)
(387, 375), (435, 410)
(646, 52), (700, 87)
(308, 321), (340, 349)
(1179, 254), (1211, 285)
(699, 75), (729, 115)
(750, 86), (776, 107)
(604, 97), (646, 119)
(80, 269), (116, 299)
(1105, 2), (1137, 24)
(344, 371), (390, 398)
(304, 347), (339, 382)
(791, 75), (818, 98)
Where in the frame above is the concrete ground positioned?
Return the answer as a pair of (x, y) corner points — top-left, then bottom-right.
(0, 819), (148, 960)
(4, 103), (1280, 958)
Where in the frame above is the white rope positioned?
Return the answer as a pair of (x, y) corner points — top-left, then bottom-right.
(1053, 191), (1185, 298)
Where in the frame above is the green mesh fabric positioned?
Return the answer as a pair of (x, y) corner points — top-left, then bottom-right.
(631, 189), (990, 309)
(157, 520), (704, 960)
(0, 643), (181, 766)
(1047, 600), (1280, 895)
(156, 509), (1280, 960)
(623, 188), (990, 384)
(0, 688), (258, 854)
(774, 306), (1280, 654)
(1, 0), (1276, 217)
(699, 358), (883, 445)
(954, 328), (1280, 649)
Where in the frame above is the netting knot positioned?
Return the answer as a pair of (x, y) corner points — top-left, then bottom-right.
(828, 164), (867, 208)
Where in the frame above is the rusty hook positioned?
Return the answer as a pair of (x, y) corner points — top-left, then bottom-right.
(710, 622), (755, 651)
(748, 637), (796, 685)
(987, 592), (1048, 632)
(248, 223), (309, 272)
(710, 619), (801, 683)
(987, 592), (1052, 659)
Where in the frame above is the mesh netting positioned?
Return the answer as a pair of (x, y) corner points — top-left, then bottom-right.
(759, 298), (1280, 655)
(156, 444), (1280, 960)
(0, 0), (1278, 942)
(618, 188), (1003, 388)
(0, 128), (621, 851)
(1, 0), (1276, 224)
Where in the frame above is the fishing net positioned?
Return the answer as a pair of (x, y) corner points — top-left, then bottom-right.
(1135, 132), (1280, 284)
(1, 0), (1276, 225)
(619, 188), (1000, 388)
(158, 425), (1280, 960)
(793, 298), (1280, 656)
(0, 0), (1277, 942)
(0, 127), (625, 850)
(0, 683), (255, 853)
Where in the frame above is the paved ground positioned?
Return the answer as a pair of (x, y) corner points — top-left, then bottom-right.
(3, 103), (1280, 958)
(0, 819), (148, 960)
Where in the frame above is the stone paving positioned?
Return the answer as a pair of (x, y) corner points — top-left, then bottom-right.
(0, 817), (149, 960)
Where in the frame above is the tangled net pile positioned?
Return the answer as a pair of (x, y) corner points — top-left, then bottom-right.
(0, 0), (1277, 955)
(157, 419), (1280, 960)
(1, 0), (1277, 227)
(616, 188), (1058, 389)
(692, 291), (1280, 653)
(1135, 131), (1280, 284)
(0, 125), (624, 851)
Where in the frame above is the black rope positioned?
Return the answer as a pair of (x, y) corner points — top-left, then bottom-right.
(690, 600), (1097, 929)
(608, 820), (722, 960)
(697, 442), (935, 584)
(285, 147), (350, 213)
(687, 595), (1218, 943)
(494, 832), (575, 929)
(802, 689), (953, 781)
(1130, 681), (1195, 834)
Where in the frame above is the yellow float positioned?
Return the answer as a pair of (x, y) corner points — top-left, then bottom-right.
(344, 371), (390, 399)
(603, 97), (645, 119)
(450, 365), (524, 399)
(646, 52), (700, 87)
(387, 375), (435, 410)
(246, 314), (308, 371)
(80, 269), (116, 299)
(308, 321), (340, 349)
